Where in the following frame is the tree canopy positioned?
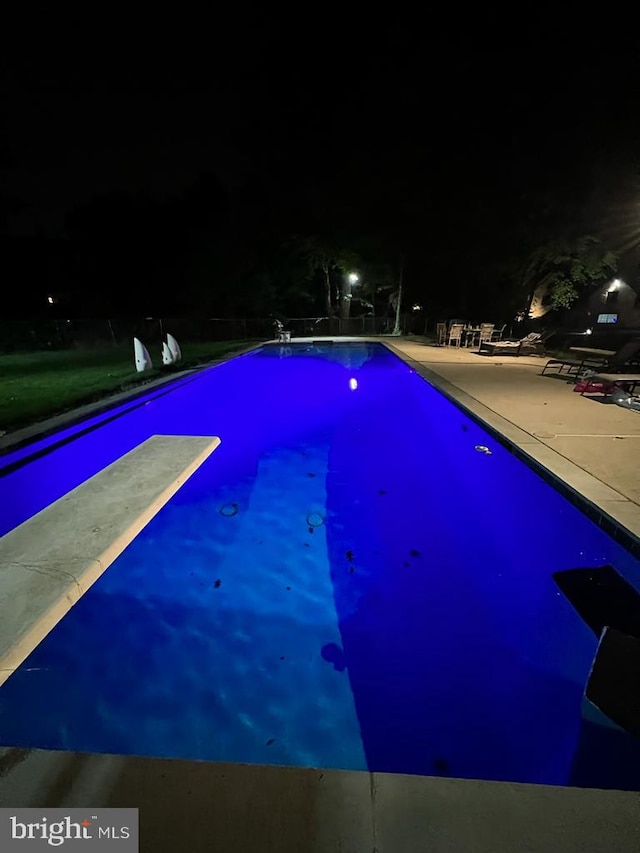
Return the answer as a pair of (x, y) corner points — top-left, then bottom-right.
(515, 236), (618, 316)
(292, 237), (361, 318)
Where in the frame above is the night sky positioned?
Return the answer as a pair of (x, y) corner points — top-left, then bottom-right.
(2, 21), (640, 313)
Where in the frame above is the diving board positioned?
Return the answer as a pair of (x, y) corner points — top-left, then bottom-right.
(0, 434), (220, 687)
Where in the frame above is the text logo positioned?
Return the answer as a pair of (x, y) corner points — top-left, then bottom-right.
(1, 809), (138, 851)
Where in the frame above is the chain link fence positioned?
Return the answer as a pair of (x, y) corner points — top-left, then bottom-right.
(283, 316), (401, 337)
(0, 315), (409, 353)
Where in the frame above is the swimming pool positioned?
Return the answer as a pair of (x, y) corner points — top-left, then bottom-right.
(1, 341), (640, 788)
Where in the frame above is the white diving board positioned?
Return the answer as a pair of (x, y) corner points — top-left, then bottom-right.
(0, 434), (220, 687)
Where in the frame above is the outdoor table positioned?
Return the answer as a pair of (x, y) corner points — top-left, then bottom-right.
(569, 347), (615, 357)
(464, 327), (481, 347)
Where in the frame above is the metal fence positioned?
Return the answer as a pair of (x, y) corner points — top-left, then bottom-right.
(283, 316), (400, 337)
(0, 315), (409, 353)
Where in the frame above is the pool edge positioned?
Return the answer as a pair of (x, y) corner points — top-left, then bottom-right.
(1, 747), (639, 851)
(385, 342), (640, 560)
(0, 341), (264, 458)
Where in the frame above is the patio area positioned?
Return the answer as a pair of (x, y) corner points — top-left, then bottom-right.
(388, 338), (640, 545)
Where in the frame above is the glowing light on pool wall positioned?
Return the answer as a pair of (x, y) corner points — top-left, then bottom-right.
(349, 378), (358, 390)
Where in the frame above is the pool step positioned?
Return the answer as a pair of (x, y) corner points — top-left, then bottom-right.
(584, 627), (640, 738)
(552, 565), (640, 638)
(0, 434), (220, 687)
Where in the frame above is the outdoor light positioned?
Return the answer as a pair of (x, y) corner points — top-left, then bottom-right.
(585, 328), (593, 335)
(47, 296), (54, 304)
(349, 378), (358, 391)
(348, 272), (359, 285)
(608, 279), (622, 292)
(412, 304), (422, 312)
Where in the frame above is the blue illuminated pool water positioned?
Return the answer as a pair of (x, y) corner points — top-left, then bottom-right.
(2, 342), (640, 788)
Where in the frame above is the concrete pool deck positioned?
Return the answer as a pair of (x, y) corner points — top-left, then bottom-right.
(2, 747), (640, 851)
(386, 338), (640, 554)
(2, 336), (640, 850)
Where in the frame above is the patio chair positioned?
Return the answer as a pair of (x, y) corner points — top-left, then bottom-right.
(478, 331), (546, 357)
(541, 338), (640, 377)
(477, 324), (495, 348)
(490, 324), (507, 342)
(273, 318), (292, 343)
(447, 324), (464, 347)
(436, 322), (447, 346)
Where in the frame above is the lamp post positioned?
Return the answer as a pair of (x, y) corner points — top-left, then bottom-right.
(340, 272), (359, 323)
(392, 257), (404, 336)
(347, 272), (359, 307)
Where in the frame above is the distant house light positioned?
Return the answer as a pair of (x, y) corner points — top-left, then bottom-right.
(607, 278), (623, 293)
(47, 296), (54, 304)
(412, 304), (423, 312)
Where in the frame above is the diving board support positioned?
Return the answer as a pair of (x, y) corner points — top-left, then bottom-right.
(0, 434), (220, 688)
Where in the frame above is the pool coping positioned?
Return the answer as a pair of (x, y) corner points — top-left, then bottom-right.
(0, 341), (264, 457)
(385, 342), (640, 560)
(1, 338), (383, 457)
(2, 748), (640, 852)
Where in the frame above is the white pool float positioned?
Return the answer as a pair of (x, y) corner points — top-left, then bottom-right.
(134, 337), (153, 372)
(162, 341), (175, 365)
(167, 333), (182, 362)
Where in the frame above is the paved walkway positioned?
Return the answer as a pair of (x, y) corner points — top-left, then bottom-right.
(387, 339), (640, 547)
(2, 748), (639, 852)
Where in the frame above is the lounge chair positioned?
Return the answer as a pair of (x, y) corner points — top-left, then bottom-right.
(541, 338), (640, 377)
(478, 332), (545, 357)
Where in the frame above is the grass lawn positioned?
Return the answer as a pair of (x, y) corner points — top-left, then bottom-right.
(0, 340), (259, 434)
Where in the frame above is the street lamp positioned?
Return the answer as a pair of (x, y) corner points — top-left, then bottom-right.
(341, 272), (360, 317)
